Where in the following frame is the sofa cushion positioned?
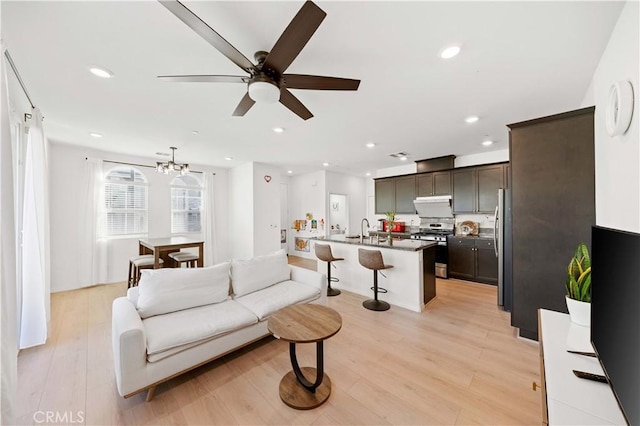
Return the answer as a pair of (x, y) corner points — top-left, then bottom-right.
(137, 262), (231, 319)
(230, 249), (290, 297)
(143, 299), (258, 361)
(234, 280), (321, 321)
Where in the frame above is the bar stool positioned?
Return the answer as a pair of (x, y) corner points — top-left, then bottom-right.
(314, 244), (343, 297)
(128, 255), (164, 288)
(169, 251), (199, 268)
(358, 248), (393, 311)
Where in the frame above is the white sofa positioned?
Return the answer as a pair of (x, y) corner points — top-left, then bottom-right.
(111, 250), (327, 400)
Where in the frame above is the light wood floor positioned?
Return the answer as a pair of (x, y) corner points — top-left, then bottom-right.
(15, 257), (541, 425)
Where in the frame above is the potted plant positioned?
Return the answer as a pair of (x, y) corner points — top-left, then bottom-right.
(565, 242), (592, 326)
(384, 211), (396, 246)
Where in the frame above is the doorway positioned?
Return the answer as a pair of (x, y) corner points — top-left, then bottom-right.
(328, 193), (348, 235)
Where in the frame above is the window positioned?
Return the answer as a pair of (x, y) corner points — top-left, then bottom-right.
(104, 166), (148, 236)
(171, 175), (202, 233)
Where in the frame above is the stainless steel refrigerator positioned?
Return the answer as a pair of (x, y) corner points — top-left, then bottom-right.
(494, 188), (512, 311)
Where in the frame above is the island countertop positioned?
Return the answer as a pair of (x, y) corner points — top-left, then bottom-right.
(314, 235), (436, 252)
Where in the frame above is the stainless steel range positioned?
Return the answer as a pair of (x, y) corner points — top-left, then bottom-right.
(410, 219), (455, 279)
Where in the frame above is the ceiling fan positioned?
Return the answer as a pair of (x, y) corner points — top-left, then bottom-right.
(158, 0), (360, 120)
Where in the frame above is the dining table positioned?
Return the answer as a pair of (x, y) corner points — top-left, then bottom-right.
(138, 236), (204, 269)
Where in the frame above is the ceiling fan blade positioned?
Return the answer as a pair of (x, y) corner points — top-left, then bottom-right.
(232, 92), (256, 116)
(279, 89), (313, 120)
(158, 75), (249, 83)
(262, 1), (326, 75)
(158, 0), (255, 74)
(283, 74), (360, 91)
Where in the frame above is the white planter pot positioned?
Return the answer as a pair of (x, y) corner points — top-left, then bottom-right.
(566, 296), (591, 327)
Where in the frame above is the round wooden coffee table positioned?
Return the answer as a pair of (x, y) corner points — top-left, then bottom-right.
(268, 304), (342, 410)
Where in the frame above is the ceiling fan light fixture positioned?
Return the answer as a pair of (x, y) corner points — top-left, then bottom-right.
(248, 79), (280, 104)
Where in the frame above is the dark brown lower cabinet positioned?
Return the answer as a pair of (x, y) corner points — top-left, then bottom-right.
(448, 238), (475, 280)
(448, 237), (497, 285)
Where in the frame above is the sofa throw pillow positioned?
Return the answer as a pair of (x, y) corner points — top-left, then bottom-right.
(231, 249), (290, 297)
(136, 262), (230, 319)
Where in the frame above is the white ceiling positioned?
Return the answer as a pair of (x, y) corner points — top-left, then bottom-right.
(2, 1), (624, 176)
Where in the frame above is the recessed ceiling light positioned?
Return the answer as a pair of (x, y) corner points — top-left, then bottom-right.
(365, 142), (376, 148)
(465, 116), (479, 123)
(365, 172), (371, 177)
(287, 170), (293, 174)
(191, 130), (199, 135)
(273, 127), (285, 133)
(89, 66), (114, 79)
(322, 162), (329, 167)
(399, 156), (408, 161)
(440, 45), (461, 59)
(89, 132), (103, 138)
(482, 140), (494, 146)
(225, 156), (233, 161)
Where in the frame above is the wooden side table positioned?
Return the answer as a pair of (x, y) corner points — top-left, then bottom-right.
(268, 304), (342, 410)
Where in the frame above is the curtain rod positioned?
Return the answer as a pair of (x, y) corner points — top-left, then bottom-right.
(85, 157), (215, 175)
(4, 50), (35, 110)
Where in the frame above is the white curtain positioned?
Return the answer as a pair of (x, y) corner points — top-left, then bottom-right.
(1, 42), (18, 426)
(80, 158), (107, 286)
(201, 173), (218, 266)
(19, 107), (50, 349)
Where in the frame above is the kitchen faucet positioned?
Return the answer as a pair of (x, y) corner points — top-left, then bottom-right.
(360, 218), (370, 243)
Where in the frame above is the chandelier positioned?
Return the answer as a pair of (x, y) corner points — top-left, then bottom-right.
(156, 147), (190, 175)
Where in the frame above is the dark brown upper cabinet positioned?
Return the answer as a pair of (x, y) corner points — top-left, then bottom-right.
(452, 164), (506, 213)
(394, 175), (417, 214)
(374, 175), (416, 214)
(374, 178), (395, 214)
(416, 171), (452, 197)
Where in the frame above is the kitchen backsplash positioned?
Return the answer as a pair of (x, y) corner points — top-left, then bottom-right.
(371, 213), (494, 232)
(454, 213), (495, 229)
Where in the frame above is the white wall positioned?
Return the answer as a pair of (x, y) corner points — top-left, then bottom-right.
(49, 141), (229, 292)
(454, 149), (509, 168)
(375, 163), (416, 178)
(583, 1), (639, 233)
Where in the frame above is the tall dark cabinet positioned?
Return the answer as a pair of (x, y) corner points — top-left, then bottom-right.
(508, 107), (595, 340)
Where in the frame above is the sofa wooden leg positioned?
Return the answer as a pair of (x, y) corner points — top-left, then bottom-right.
(145, 386), (156, 402)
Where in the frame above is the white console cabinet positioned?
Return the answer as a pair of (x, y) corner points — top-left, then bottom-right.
(537, 309), (626, 425)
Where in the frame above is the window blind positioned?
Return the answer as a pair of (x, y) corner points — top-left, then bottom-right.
(104, 167), (148, 236)
(171, 186), (202, 233)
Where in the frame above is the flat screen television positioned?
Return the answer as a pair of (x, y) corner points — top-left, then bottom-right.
(591, 225), (640, 425)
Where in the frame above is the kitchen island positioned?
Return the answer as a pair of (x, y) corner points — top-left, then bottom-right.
(312, 235), (437, 312)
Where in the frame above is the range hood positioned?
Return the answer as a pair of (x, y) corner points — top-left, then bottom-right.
(413, 195), (453, 218)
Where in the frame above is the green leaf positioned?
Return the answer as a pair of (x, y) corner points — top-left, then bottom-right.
(567, 242), (592, 300)
(580, 273), (592, 302)
(569, 275), (579, 299)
